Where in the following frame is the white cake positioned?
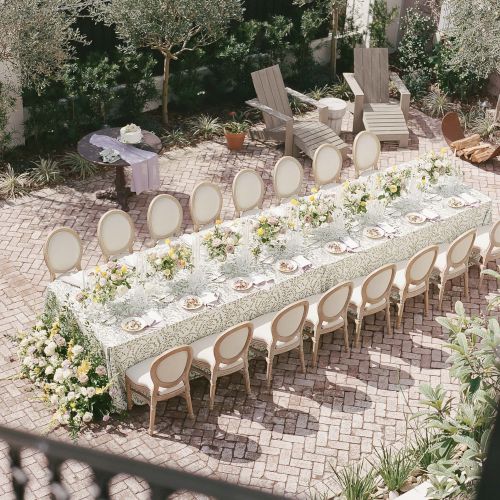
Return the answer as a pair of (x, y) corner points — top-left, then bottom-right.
(120, 123), (142, 144)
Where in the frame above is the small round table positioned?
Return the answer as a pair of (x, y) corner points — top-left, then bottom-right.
(77, 127), (162, 211)
(318, 97), (347, 134)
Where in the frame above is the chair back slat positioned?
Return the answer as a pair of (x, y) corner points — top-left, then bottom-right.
(147, 194), (183, 241)
(151, 345), (192, 389)
(447, 229), (476, 268)
(272, 300), (309, 343)
(97, 209), (135, 260)
(319, 281), (353, 322)
(251, 65), (293, 130)
(406, 245), (438, 285)
(215, 322), (253, 365)
(44, 227), (83, 280)
(354, 48), (389, 104)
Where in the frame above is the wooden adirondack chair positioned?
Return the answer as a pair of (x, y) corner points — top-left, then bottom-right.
(344, 48), (410, 147)
(246, 65), (348, 159)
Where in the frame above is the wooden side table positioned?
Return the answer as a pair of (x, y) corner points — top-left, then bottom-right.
(77, 127), (162, 211)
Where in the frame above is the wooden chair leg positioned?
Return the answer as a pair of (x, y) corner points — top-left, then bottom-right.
(266, 351), (274, 389)
(386, 304), (392, 336)
(125, 377), (133, 411)
(312, 331), (320, 368)
(185, 387), (194, 419)
(298, 339), (306, 374)
(438, 278), (447, 310)
(397, 298), (405, 328)
(243, 359), (252, 395)
(343, 320), (350, 354)
(355, 317), (363, 347)
(424, 288), (430, 317)
(464, 270), (469, 299)
(479, 263), (485, 288)
(148, 398), (157, 436)
(209, 372), (217, 410)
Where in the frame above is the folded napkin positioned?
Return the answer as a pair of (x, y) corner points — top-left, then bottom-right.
(377, 222), (396, 234)
(200, 292), (219, 305)
(294, 255), (312, 270)
(253, 274), (274, 286)
(143, 310), (163, 327)
(60, 271), (86, 289)
(341, 236), (360, 249)
(459, 193), (478, 206)
(421, 208), (440, 220)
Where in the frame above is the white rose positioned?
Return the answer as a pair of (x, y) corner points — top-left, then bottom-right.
(86, 387), (96, 398)
(80, 387), (88, 397)
(66, 391), (76, 402)
(45, 365), (54, 375)
(83, 412), (93, 423)
(23, 356), (33, 368)
(20, 338), (29, 348)
(78, 374), (89, 384)
(72, 345), (84, 357)
(62, 359), (71, 369)
(50, 394), (58, 405)
(44, 342), (57, 356)
(38, 358), (47, 368)
(95, 365), (107, 376)
(155, 258), (162, 266)
(116, 285), (128, 297)
(62, 368), (73, 379)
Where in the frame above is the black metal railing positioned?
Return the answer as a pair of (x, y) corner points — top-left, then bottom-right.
(0, 425), (286, 500)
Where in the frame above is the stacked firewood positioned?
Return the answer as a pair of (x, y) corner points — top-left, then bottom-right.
(450, 134), (497, 163)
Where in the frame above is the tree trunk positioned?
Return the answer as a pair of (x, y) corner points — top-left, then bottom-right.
(330, 8), (339, 80)
(161, 54), (171, 125)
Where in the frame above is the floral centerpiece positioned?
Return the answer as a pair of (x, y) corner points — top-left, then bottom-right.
(81, 261), (133, 304)
(292, 189), (335, 228)
(203, 220), (241, 260)
(417, 148), (453, 185)
(252, 214), (286, 255)
(340, 180), (372, 215)
(147, 240), (193, 279)
(17, 305), (114, 435)
(376, 166), (411, 201)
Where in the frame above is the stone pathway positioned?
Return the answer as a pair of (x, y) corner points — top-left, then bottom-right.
(0, 108), (498, 499)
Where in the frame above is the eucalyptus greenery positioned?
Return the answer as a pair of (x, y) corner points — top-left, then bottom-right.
(94, 0), (243, 124)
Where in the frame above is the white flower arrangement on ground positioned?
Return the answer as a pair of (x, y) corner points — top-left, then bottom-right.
(291, 188), (336, 229)
(147, 240), (193, 279)
(202, 220), (241, 261)
(80, 261), (133, 304)
(417, 148), (453, 185)
(17, 304), (114, 436)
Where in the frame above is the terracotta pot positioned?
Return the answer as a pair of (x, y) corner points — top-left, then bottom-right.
(224, 131), (246, 151)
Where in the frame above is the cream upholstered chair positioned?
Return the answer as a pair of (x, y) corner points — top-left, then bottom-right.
(191, 322), (253, 409)
(43, 227), (83, 281)
(433, 229), (476, 309)
(305, 281), (353, 367)
(97, 209), (135, 261)
(393, 245), (438, 328)
(251, 300), (309, 387)
(312, 143), (343, 189)
(189, 181), (223, 232)
(125, 345), (194, 435)
(147, 194), (183, 243)
(272, 156), (304, 203)
(232, 169), (265, 217)
(350, 263), (396, 347)
(473, 220), (500, 287)
(352, 131), (381, 178)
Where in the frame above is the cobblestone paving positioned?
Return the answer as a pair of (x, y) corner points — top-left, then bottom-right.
(0, 108), (498, 499)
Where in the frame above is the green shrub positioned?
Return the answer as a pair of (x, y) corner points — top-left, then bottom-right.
(0, 84), (14, 157)
(61, 152), (98, 180)
(188, 114), (223, 140)
(422, 87), (454, 117)
(372, 446), (418, 492)
(333, 462), (377, 500)
(162, 128), (191, 148)
(0, 164), (30, 199)
(369, 0), (399, 48)
(30, 157), (63, 187)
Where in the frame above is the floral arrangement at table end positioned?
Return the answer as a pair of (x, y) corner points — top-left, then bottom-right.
(252, 214), (287, 256)
(147, 239), (193, 279)
(17, 303), (115, 436)
(78, 261), (133, 305)
(203, 220), (242, 261)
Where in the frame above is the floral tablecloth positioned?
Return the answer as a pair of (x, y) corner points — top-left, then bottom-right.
(45, 175), (492, 409)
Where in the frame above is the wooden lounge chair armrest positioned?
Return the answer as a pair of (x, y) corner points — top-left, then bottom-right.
(343, 73), (364, 97)
(246, 98), (293, 124)
(343, 73), (364, 133)
(390, 72), (410, 120)
(284, 87), (329, 124)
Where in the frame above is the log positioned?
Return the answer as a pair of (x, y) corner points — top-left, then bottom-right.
(471, 147), (495, 163)
(462, 144), (490, 156)
(451, 134), (480, 151)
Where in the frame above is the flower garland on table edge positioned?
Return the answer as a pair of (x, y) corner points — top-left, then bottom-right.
(202, 220), (241, 261)
(17, 302), (116, 436)
(147, 239), (193, 279)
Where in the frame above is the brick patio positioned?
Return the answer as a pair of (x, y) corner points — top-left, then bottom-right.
(0, 108), (498, 499)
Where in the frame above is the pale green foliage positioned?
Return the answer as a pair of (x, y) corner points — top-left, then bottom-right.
(188, 114), (223, 139)
(371, 446), (418, 492)
(162, 128), (191, 149)
(444, 0), (500, 78)
(0, 164), (30, 199)
(0, 0), (85, 92)
(30, 157), (63, 186)
(369, 0), (399, 48)
(61, 153), (98, 180)
(332, 462), (377, 500)
(471, 113), (499, 141)
(415, 291), (500, 498)
(422, 87), (454, 117)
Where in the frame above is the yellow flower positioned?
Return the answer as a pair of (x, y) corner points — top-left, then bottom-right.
(77, 359), (91, 377)
(100, 270), (107, 277)
(360, 201), (367, 207)
(309, 195), (315, 201)
(215, 219), (222, 225)
(290, 198), (299, 206)
(95, 266), (101, 273)
(121, 264), (127, 273)
(311, 186), (318, 194)
(440, 147), (448, 154)
(343, 180), (350, 188)
(258, 215), (267, 223)
(391, 166), (397, 172)
(168, 248), (175, 257)
(389, 184), (398, 193)
(164, 238), (171, 246)
(257, 227), (265, 236)
(203, 233), (211, 240)
(95, 387), (104, 395)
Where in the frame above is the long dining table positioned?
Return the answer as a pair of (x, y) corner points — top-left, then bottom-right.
(45, 168), (492, 409)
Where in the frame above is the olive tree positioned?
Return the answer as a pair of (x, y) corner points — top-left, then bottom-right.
(95, 0), (243, 124)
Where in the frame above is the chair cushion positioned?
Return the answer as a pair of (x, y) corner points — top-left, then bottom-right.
(305, 293), (344, 331)
(251, 311), (300, 350)
(126, 356), (184, 396)
(191, 333), (244, 370)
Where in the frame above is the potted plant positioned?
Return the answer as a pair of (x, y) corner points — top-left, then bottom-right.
(223, 111), (250, 151)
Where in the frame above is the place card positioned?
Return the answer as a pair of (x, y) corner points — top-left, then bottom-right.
(294, 255), (312, 270)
